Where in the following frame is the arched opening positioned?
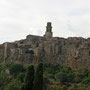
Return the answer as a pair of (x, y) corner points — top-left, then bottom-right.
(25, 48), (34, 54)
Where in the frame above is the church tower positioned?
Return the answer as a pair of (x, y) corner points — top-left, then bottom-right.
(44, 22), (53, 38)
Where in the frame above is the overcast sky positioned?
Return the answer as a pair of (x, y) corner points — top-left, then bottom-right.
(0, 0), (90, 43)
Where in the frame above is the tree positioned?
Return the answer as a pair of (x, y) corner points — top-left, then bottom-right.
(22, 65), (35, 90)
(0, 72), (10, 89)
(17, 73), (25, 82)
(61, 67), (72, 74)
(9, 64), (25, 77)
(19, 83), (26, 90)
(67, 73), (75, 83)
(55, 72), (67, 84)
(75, 68), (88, 83)
(82, 77), (90, 84)
(4, 79), (22, 90)
(33, 63), (43, 90)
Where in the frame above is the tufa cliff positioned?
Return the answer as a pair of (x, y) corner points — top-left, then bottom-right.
(0, 22), (90, 69)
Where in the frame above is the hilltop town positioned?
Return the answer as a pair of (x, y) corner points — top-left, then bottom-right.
(0, 22), (90, 69)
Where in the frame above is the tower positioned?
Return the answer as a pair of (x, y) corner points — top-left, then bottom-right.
(44, 22), (53, 38)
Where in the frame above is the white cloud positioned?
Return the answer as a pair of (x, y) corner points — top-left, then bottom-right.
(0, 0), (90, 43)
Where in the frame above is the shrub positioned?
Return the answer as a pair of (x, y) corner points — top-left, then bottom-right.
(55, 72), (67, 84)
(17, 73), (25, 82)
(9, 64), (25, 77)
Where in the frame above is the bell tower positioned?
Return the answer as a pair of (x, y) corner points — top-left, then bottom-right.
(44, 22), (53, 38)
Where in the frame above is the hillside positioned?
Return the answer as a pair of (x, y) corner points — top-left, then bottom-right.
(0, 22), (90, 69)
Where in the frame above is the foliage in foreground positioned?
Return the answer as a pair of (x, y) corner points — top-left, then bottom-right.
(0, 63), (43, 90)
(0, 62), (90, 90)
(43, 64), (90, 90)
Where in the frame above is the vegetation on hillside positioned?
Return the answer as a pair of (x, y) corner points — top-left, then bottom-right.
(0, 62), (90, 90)
(43, 64), (90, 90)
(0, 63), (43, 90)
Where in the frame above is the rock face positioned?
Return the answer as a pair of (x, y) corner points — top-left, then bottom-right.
(0, 22), (90, 69)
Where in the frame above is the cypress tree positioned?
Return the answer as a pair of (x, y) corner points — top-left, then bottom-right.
(24, 65), (35, 90)
(33, 63), (43, 90)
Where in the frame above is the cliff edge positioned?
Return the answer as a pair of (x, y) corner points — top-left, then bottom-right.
(0, 22), (90, 69)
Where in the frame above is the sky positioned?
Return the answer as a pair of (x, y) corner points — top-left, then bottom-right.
(0, 0), (90, 43)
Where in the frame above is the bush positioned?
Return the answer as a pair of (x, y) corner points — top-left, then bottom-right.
(9, 64), (25, 77)
(67, 73), (75, 83)
(0, 72), (10, 89)
(82, 77), (90, 84)
(55, 72), (67, 84)
(17, 73), (25, 82)
(61, 67), (72, 74)
(61, 85), (67, 90)
(4, 79), (22, 90)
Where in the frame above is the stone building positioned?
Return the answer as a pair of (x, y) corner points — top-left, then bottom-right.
(0, 22), (90, 69)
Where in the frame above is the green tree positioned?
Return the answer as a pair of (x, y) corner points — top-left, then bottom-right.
(23, 65), (35, 90)
(0, 72), (10, 89)
(75, 68), (88, 83)
(9, 64), (25, 77)
(19, 83), (26, 90)
(55, 72), (67, 84)
(4, 79), (22, 90)
(67, 73), (75, 83)
(17, 73), (25, 82)
(61, 67), (72, 74)
(61, 85), (67, 90)
(82, 77), (90, 84)
(34, 63), (43, 90)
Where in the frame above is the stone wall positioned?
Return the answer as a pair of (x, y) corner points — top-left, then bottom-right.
(0, 35), (90, 69)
